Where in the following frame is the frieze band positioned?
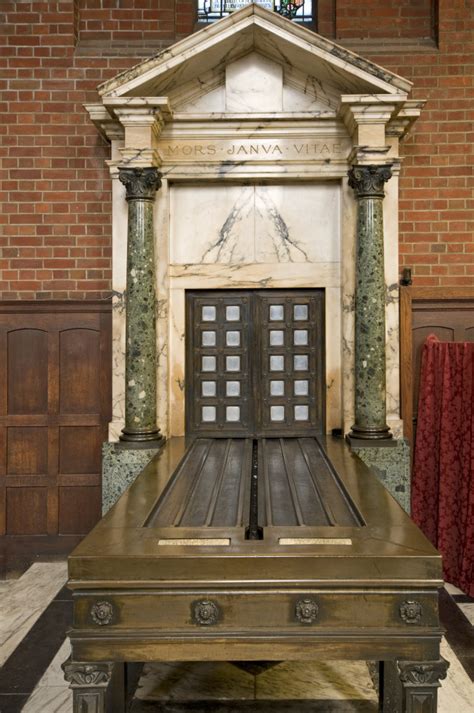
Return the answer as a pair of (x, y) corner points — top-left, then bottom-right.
(348, 164), (393, 198)
(119, 167), (162, 201)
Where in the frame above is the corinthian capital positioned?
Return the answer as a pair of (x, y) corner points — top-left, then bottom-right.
(398, 658), (449, 686)
(119, 167), (162, 201)
(348, 164), (392, 198)
(62, 659), (114, 687)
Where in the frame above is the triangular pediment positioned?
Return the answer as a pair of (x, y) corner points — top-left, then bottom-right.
(98, 4), (412, 106)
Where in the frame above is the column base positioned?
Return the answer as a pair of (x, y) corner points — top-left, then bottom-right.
(347, 423), (394, 446)
(346, 434), (397, 448)
(119, 428), (165, 448)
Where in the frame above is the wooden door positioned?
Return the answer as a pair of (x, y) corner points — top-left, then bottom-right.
(0, 301), (111, 572)
(185, 290), (325, 437)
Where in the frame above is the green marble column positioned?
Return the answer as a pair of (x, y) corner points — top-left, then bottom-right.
(118, 167), (164, 446)
(348, 164), (393, 443)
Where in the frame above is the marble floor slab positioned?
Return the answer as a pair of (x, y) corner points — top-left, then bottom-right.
(255, 660), (376, 700)
(439, 639), (474, 713)
(136, 662), (256, 701)
(21, 639), (72, 713)
(135, 660), (377, 702)
(458, 602), (474, 626)
(444, 582), (465, 596)
(0, 562), (67, 665)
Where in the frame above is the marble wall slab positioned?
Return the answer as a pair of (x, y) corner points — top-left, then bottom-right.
(172, 52), (337, 115)
(170, 183), (340, 266)
(226, 53), (283, 113)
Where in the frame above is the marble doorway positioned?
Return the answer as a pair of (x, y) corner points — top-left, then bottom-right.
(166, 180), (342, 439)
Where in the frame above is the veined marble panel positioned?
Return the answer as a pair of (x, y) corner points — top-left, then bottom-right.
(255, 184), (340, 263)
(326, 286), (342, 431)
(170, 183), (340, 266)
(170, 184), (254, 264)
(226, 53), (283, 113)
(384, 170), (402, 436)
(156, 180), (171, 437)
(176, 85), (225, 112)
(110, 174), (128, 441)
(340, 177), (356, 434)
(168, 262), (340, 287)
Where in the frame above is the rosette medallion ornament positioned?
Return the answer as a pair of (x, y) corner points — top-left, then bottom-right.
(399, 600), (423, 624)
(295, 598), (319, 624)
(118, 167), (164, 446)
(90, 601), (114, 626)
(347, 164), (393, 443)
(192, 599), (220, 626)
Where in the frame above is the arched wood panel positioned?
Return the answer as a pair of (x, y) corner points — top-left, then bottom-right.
(0, 302), (111, 574)
(60, 328), (101, 414)
(7, 329), (48, 414)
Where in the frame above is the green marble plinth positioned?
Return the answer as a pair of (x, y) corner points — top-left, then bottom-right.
(351, 439), (411, 513)
(102, 442), (161, 514)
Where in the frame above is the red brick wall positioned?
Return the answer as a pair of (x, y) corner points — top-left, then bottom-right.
(357, 1), (473, 287)
(0, 1), (194, 299)
(336, 0), (434, 41)
(79, 0), (195, 46)
(0, 0), (472, 297)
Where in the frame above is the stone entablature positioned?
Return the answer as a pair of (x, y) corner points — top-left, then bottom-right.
(85, 5), (424, 442)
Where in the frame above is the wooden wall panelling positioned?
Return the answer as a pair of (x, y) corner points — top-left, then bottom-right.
(400, 287), (474, 450)
(0, 301), (112, 573)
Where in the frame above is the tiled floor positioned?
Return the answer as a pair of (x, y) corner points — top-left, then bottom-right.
(0, 563), (472, 713)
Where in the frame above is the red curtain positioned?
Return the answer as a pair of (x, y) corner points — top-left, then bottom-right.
(412, 334), (474, 597)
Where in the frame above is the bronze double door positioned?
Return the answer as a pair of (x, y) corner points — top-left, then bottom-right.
(185, 290), (325, 437)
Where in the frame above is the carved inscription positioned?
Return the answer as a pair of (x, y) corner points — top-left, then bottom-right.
(159, 139), (350, 162)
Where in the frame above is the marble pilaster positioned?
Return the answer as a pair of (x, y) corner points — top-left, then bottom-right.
(118, 167), (164, 446)
(348, 164), (393, 443)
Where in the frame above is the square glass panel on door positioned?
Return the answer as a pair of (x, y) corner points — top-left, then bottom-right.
(185, 290), (325, 436)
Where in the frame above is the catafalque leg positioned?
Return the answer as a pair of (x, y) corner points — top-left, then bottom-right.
(397, 658), (449, 713)
(62, 658), (114, 713)
(379, 660), (403, 712)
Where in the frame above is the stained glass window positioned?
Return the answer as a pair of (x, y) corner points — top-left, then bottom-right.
(197, 0), (314, 25)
